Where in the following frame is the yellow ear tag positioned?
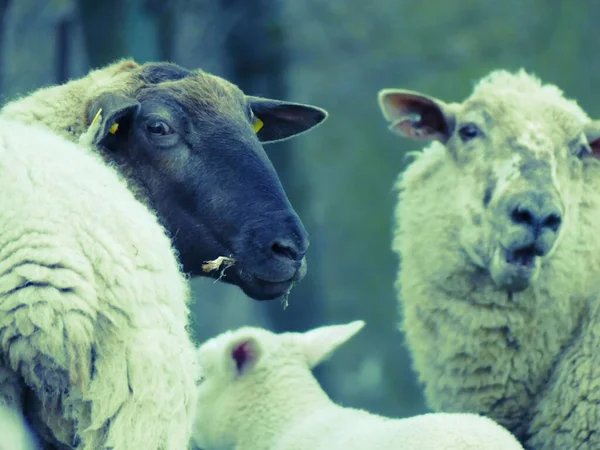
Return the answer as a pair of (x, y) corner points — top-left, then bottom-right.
(90, 108), (118, 134)
(91, 108), (103, 127)
(253, 117), (264, 133)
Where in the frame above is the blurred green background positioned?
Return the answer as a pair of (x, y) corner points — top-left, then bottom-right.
(1, 0), (598, 419)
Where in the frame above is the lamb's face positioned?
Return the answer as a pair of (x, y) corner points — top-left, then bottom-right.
(87, 62), (328, 301)
(192, 334), (236, 449)
(192, 321), (365, 449)
(379, 72), (597, 293)
(193, 327), (273, 449)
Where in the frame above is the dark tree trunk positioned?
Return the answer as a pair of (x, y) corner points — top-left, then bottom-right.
(144, 0), (178, 61)
(76, 0), (128, 68)
(217, 0), (326, 338)
(55, 18), (70, 84)
(0, 0), (11, 97)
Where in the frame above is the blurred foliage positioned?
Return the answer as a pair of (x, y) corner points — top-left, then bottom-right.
(1, 0), (598, 420)
(78, 0), (128, 68)
(0, 0), (9, 93)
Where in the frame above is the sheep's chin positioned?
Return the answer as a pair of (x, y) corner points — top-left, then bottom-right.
(490, 246), (541, 293)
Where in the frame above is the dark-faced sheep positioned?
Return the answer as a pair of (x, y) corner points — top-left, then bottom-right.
(378, 70), (600, 449)
(1, 59), (328, 301)
(0, 60), (328, 449)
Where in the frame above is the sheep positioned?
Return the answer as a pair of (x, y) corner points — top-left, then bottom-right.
(192, 320), (524, 450)
(0, 403), (39, 450)
(377, 69), (600, 449)
(0, 59), (328, 302)
(0, 117), (199, 449)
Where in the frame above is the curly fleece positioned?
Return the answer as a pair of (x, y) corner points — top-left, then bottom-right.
(389, 70), (600, 449)
(0, 118), (198, 449)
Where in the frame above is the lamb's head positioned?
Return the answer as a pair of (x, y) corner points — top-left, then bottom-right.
(83, 61), (327, 301)
(192, 320), (365, 449)
(379, 70), (600, 293)
(0, 404), (39, 450)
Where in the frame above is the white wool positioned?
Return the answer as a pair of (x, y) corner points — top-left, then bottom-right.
(0, 403), (39, 450)
(0, 118), (198, 449)
(192, 321), (523, 450)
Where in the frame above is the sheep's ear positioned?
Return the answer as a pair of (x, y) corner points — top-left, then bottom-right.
(246, 96), (328, 143)
(104, 58), (141, 76)
(300, 320), (365, 368)
(226, 336), (262, 377)
(86, 92), (141, 148)
(583, 120), (600, 159)
(377, 89), (455, 143)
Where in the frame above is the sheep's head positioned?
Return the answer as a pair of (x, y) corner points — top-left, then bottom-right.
(192, 320), (365, 449)
(85, 61), (328, 301)
(379, 70), (600, 293)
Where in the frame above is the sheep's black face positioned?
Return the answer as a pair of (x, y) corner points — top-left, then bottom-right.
(87, 63), (328, 301)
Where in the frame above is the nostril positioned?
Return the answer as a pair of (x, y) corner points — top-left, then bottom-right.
(542, 213), (562, 232)
(510, 206), (535, 227)
(510, 203), (562, 234)
(271, 240), (300, 261)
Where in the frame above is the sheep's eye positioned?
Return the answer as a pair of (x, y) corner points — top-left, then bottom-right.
(196, 375), (205, 386)
(458, 123), (481, 142)
(147, 121), (173, 136)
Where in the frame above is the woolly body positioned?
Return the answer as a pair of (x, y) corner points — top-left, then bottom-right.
(0, 118), (198, 449)
(192, 321), (523, 450)
(379, 70), (600, 449)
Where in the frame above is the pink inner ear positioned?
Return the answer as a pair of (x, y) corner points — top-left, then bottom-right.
(590, 139), (600, 159)
(232, 340), (252, 373)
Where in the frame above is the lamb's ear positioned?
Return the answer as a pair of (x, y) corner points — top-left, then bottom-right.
(583, 120), (600, 159)
(226, 335), (262, 377)
(300, 320), (365, 368)
(246, 96), (328, 143)
(377, 89), (455, 143)
(86, 92), (141, 147)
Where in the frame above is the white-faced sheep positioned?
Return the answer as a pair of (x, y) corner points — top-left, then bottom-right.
(378, 70), (600, 449)
(0, 117), (199, 449)
(0, 403), (39, 450)
(192, 320), (524, 450)
(1, 59), (328, 301)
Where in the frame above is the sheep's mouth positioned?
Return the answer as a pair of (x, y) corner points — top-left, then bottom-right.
(490, 245), (541, 293)
(505, 245), (538, 269)
(232, 251), (307, 301)
(197, 247), (306, 300)
(236, 269), (301, 301)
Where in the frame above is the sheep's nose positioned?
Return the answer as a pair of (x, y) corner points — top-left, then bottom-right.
(508, 192), (562, 236)
(270, 237), (306, 262)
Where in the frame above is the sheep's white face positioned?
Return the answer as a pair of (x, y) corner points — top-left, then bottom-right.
(446, 96), (585, 292)
(192, 321), (365, 449)
(379, 73), (600, 293)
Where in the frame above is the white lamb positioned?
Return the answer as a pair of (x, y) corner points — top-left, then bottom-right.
(192, 320), (524, 450)
(0, 403), (39, 450)
(0, 117), (198, 449)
